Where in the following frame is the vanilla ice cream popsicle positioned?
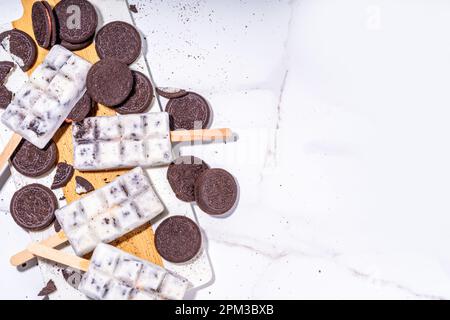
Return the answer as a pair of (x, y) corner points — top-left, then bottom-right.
(80, 243), (190, 300)
(27, 243), (190, 300)
(73, 112), (173, 170)
(55, 167), (164, 256)
(1, 45), (91, 149)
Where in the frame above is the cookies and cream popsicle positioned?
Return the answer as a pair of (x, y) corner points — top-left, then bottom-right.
(72, 112), (173, 170)
(1, 45), (91, 149)
(55, 167), (164, 256)
(80, 243), (189, 300)
(27, 242), (190, 300)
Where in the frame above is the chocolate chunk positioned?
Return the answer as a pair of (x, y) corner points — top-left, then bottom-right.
(54, 219), (61, 232)
(155, 216), (202, 263)
(75, 176), (94, 194)
(42, 1), (57, 47)
(115, 71), (154, 114)
(95, 21), (142, 65)
(0, 85), (12, 108)
(11, 139), (57, 178)
(194, 168), (238, 215)
(32, 1), (52, 49)
(0, 29), (37, 71)
(86, 58), (133, 106)
(10, 184), (57, 231)
(60, 36), (93, 51)
(165, 92), (211, 130)
(38, 280), (57, 296)
(51, 162), (74, 189)
(167, 156), (209, 202)
(129, 4), (138, 13)
(156, 87), (188, 99)
(54, 0), (98, 44)
(61, 268), (81, 289)
(0, 61), (14, 84)
(66, 92), (92, 122)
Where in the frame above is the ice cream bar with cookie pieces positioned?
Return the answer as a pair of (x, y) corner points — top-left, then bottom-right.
(55, 167), (164, 256)
(72, 112), (173, 170)
(1, 45), (91, 149)
(79, 243), (190, 300)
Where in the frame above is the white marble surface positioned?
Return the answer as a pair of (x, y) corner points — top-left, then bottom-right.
(3, 0), (450, 299)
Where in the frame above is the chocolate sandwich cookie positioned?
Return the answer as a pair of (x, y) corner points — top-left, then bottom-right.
(54, 0), (98, 44)
(11, 139), (57, 177)
(0, 61), (14, 84)
(194, 168), (238, 215)
(51, 162), (74, 189)
(75, 176), (94, 194)
(60, 36), (93, 51)
(156, 87), (188, 99)
(42, 1), (57, 47)
(86, 58), (133, 106)
(0, 29), (37, 71)
(165, 92), (211, 130)
(155, 216), (202, 263)
(167, 156), (209, 202)
(32, 1), (52, 49)
(115, 71), (153, 114)
(95, 21), (142, 65)
(66, 92), (92, 122)
(10, 183), (57, 231)
(0, 85), (12, 109)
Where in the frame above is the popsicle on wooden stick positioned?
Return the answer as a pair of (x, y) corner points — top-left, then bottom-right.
(28, 242), (190, 300)
(0, 45), (91, 170)
(10, 167), (164, 265)
(72, 112), (232, 171)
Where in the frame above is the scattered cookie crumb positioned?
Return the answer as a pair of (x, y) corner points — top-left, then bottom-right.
(129, 4), (138, 13)
(38, 280), (57, 296)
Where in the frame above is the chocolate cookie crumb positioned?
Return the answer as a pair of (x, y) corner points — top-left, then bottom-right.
(51, 162), (74, 189)
(75, 176), (94, 194)
(38, 280), (57, 296)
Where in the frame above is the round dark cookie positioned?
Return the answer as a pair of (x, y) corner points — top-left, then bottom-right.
(11, 139), (58, 177)
(165, 92), (211, 130)
(54, 0), (98, 44)
(42, 1), (57, 47)
(66, 92), (92, 122)
(51, 162), (74, 189)
(167, 156), (209, 202)
(0, 85), (12, 109)
(95, 21), (142, 65)
(0, 29), (37, 71)
(60, 36), (93, 51)
(155, 216), (202, 263)
(32, 1), (52, 49)
(10, 183), (57, 231)
(0, 61), (14, 84)
(86, 58), (133, 106)
(156, 87), (188, 99)
(194, 168), (238, 215)
(115, 71), (153, 114)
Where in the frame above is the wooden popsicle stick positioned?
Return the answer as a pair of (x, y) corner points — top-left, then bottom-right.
(0, 133), (22, 173)
(27, 242), (90, 272)
(10, 231), (68, 267)
(170, 128), (232, 142)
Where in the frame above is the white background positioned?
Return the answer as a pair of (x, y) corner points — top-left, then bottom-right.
(2, 0), (450, 299)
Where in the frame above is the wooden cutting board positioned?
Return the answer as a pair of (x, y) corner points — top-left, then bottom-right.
(12, 0), (163, 266)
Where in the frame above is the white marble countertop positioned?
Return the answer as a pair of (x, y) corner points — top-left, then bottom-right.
(2, 0), (450, 300)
